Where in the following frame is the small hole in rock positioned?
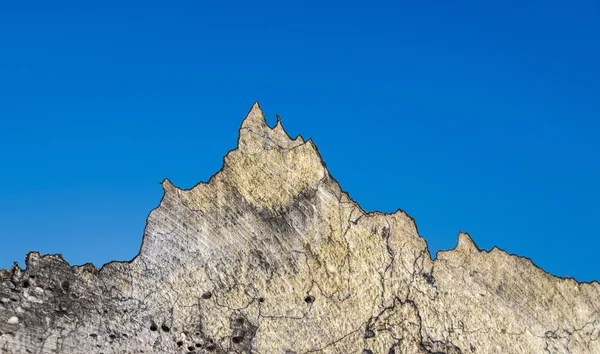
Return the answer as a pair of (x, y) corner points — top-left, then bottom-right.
(232, 336), (244, 344)
(176, 341), (183, 346)
(195, 343), (201, 348)
(235, 318), (245, 325)
(206, 343), (216, 351)
(22, 280), (30, 288)
(422, 272), (435, 285)
(109, 334), (116, 339)
(188, 346), (194, 351)
(89, 333), (97, 338)
(161, 324), (170, 332)
(201, 292), (212, 299)
(258, 297), (264, 303)
(304, 295), (315, 304)
(150, 324), (158, 331)
(28, 275), (35, 279)
(61, 281), (70, 291)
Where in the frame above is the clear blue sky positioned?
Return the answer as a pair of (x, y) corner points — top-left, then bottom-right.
(0, 1), (598, 282)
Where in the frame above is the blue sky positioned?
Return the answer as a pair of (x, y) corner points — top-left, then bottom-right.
(0, 1), (598, 282)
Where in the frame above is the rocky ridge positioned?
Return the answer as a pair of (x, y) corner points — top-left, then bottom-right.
(1, 103), (599, 354)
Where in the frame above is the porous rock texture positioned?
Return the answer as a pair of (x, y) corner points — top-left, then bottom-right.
(1, 103), (599, 354)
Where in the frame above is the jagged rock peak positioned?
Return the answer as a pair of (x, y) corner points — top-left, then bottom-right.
(237, 101), (303, 154)
(0, 103), (598, 354)
(240, 101), (267, 129)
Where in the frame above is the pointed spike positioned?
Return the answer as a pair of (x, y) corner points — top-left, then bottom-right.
(240, 101), (267, 130)
(161, 178), (176, 194)
(457, 232), (478, 254)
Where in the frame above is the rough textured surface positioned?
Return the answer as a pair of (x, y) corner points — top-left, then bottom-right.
(1, 103), (599, 354)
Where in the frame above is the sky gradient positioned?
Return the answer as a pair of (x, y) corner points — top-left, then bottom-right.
(0, 1), (599, 281)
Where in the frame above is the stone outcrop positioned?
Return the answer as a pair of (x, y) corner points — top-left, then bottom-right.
(1, 103), (599, 354)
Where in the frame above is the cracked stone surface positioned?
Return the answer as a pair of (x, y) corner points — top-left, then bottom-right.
(1, 102), (599, 354)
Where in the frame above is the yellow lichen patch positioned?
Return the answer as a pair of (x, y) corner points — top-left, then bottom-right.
(224, 141), (325, 211)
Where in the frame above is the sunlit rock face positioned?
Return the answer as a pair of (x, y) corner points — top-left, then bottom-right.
(1, 103), (599, 354)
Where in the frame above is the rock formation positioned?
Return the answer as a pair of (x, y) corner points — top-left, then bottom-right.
(1, 103), (599, 354)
